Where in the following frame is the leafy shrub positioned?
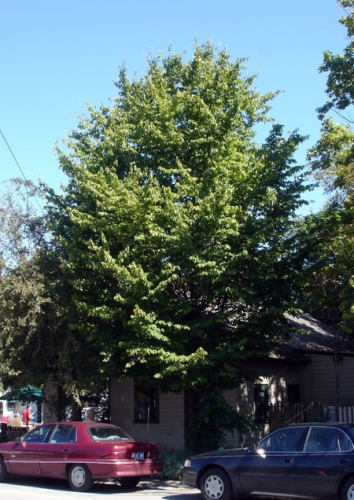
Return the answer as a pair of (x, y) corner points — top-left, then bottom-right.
(158, 448), (193, 480)
(186, 392), (256, 453)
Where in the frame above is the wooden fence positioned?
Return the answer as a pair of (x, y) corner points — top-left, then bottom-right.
(268, 402), (354, 431)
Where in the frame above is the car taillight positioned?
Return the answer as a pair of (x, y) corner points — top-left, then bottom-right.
(100, 452), (134, 459)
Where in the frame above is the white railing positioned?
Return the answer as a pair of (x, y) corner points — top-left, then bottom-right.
(267, 402), (354, 431)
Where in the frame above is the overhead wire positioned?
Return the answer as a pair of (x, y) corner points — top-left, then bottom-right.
(0, 129), (44, 215)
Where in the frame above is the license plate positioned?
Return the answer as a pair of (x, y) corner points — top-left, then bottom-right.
(136, 452), (145, 461)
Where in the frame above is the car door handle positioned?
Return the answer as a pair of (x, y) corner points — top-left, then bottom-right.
(63, 449), (69, 452)
(283, 459), (293, 463)
(339, 459), (350, 463)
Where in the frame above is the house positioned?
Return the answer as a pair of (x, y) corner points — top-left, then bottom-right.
(109, 314), (354, 450)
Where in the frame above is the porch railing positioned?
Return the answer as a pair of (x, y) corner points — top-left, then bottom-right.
(267, 402), (354, 431)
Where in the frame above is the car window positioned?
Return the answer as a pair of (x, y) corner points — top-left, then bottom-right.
(23, 424), (54, 443)
(258, 427), (306, 452)
(88, 425), (133, 441)
(305, 427), (353, 452)
(338, 430), (353, 451)
(50, 424), (76, 444)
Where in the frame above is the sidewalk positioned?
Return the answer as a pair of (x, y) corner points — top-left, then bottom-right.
(138, 479), (191, 490)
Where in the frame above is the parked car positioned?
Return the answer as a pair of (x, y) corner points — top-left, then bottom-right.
(182, 422), (354, 500)
(0, 421), (163, 492)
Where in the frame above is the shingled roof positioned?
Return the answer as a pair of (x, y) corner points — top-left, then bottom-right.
(265, 314), (354, 363)
(285, 314), (354, 354)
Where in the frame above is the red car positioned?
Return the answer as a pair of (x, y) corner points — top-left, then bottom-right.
(0, 421), (163, 491)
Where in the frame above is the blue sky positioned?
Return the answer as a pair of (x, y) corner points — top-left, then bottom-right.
(0, 0), (347, 213)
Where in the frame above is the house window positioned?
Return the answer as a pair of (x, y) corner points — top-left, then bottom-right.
(254, 384), (269, 424)
(134, 384), (159, 423)
(287, 384), (300, 403)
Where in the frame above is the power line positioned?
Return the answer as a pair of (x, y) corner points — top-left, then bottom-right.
(0, 130), (28, 182)
(0, 129), (44, 214)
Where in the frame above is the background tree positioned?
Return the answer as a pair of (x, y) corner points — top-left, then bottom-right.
(295, 206), (354, 331)
(305, 1), (354, 333)
(47, 42), (310, 450)
(0, 179), (107, 419)
(0, 178), (43, 271)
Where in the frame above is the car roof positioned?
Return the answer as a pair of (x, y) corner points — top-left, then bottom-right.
(285, 422), (354, 428)
(43, 421), (117, 426)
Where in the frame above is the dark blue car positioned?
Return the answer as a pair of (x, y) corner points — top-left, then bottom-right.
(182, 423), (354, 500)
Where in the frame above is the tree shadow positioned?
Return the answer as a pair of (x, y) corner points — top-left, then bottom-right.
(6, 475), (201, 497)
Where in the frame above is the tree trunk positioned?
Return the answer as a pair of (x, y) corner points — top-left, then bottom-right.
(70, 395), (82, 421)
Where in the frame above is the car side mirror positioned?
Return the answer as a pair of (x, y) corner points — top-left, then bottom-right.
(15, 436), (24, 443)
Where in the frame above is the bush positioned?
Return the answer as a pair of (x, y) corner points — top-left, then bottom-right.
(158, 448), (193, 480)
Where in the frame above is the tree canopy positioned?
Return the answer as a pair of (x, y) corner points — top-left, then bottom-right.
(46, 42), (309, 396)
(304, 2), (354, 333)
(309, 0), (354, 204)
(0, 42), (312, 448)
(0, 179), (105, 416)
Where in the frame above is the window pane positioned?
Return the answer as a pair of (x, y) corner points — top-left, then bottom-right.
(7, 402), (17, 413)
(50, 424), (76, 444)
(254, 384), (269, 424)
(24, 424), (54, 443)
(287, 385), (300, 404)
(339, 430), (353, 451)
(88, 425), (133, 441)
(68, 426), (76, 443)
(259, 427), (305, 452)
(306, 427), (339, 452)
(134, 385), (159, 423)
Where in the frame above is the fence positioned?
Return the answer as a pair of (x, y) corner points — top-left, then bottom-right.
(268, 402), (354, 431)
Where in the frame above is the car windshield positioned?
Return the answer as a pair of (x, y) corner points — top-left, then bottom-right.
(88, 425), (133, 441)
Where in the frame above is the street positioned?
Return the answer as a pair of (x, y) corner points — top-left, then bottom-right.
(0, 476), (201, 500)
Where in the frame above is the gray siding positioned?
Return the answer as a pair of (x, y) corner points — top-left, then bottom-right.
(110, 379), (184, 449)
(298, 353), (354, 402)
(109, 355), (354, 450)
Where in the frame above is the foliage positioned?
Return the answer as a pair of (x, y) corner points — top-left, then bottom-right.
(317, 0), (354, 122)
(309, 1), (354, 204)
(308, 118), (354, 203)
(0, 178), (44, 272)
(45, 41), (310, 448)
(295, 206), (354, 331)
(304, 2), (354, 333)
(0, 247), (103, 394)
(311, 407), (330, 423)
(0, 179), (107, 412)
(158, 448), (193, 480)
(186, 390), (255, 453)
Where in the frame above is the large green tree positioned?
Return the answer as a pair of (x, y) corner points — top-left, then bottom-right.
(47, 42), (309, 449)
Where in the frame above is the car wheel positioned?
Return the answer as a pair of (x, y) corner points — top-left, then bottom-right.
(201, 468), (233, 500)
(119, 476), (141, 488)
(68, 464), (94, 492)
(0, 456), (9, 482)
(341, 478), (354, 500)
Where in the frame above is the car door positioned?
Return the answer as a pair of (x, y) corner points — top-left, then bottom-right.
(39, 424), (78, 477)
(7, 424), (55, 475)
(239, 427), (307, 497)
(295, 425), (354, 498)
